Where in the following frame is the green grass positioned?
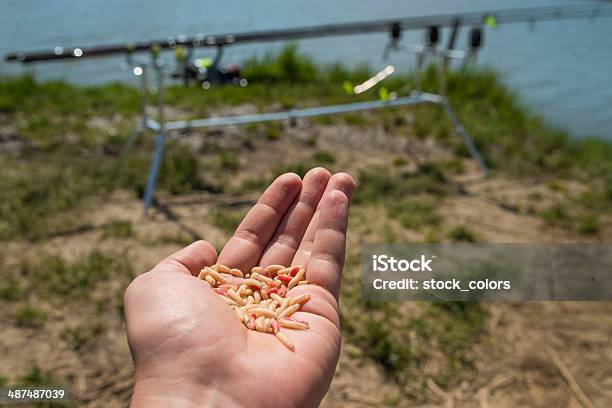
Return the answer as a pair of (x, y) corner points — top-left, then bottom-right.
(208, 207), (246, 234)
(358, 314), (413, 374)
(537, 197), (606, 234)
(159, 144), (212, 194)
(575, 184), (612, 213)
(263, 123), (282, 140)
(354, 163), (448, 205)
(0, 140), (213, 241)
(241, 43), (370, 86)
(218, 151), (241, 171)
(271, 163), (311, 178)
(11, 365), (71, 407)
(579, 214), (600, 234)
(393, 157), (408, 167)
(237, 176), (269, 192)
(0, 275), (23, 301)
(14, 306), (47, 328)
(354, 164), (447, 231)
(271, 154), (342, 180)
(0, 75), (138, 117)
(242, 43), (318, 83)
(343, 300), (486, 398)
(9, 250), (133, 300)
(61, 321), (105, 350)
(388, 200), (441, 230)
(340, 258), (486, 399)
(312, 149), (336, 165)
(342, 113), (368, 126)
(440, 67), (612, 178)
(539, 204), (570, 227)
(447, 226), (479, 242)
(17, 365), (58, 386)
(102, 220), (134, 239)
(426, 302), (487, 382)
(440, 159), (466, 174)
(143, 231), (194, 247)
(0, 156), (111, 241)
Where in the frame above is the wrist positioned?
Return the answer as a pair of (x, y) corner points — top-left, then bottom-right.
(130, 370), (245, 408)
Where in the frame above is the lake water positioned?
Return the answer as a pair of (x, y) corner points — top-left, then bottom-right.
(1, 0), (611, 139)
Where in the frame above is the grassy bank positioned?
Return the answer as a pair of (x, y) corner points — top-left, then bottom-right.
(1, 45), (610, 242)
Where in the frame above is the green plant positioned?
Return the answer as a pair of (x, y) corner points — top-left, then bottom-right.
(429, 302), (487, 371)
(219, 151), (240, 171)
(448, 226), (479, 242)
(393, 157), (408, 167)
(239, 176), (268, 192)
(354, 164), (447, 205)
(101, 220), (133, 239)
(242, 43), (318, 83)
(17, 250), (133, 299)
(343, 113), (367, 126)
(273, 163), (311, 178)
(306, 134), (318, 147)
(441, 159), (465, 174)
(61, 321), (105, 350)
(14, 306), (47, 328)
(12, 365), (69, 407)
(539, 204), (570, 227)
(359, 317), (413, 374)
(388, 201), (441, 230)
(312, 150), (336, 165)
(209, 207), (245, 234)
(17, 365), (57, 386)
(579, 214), (600, 234)
(527, 191), (543, 201)
(547, 180), (566, 192)
(264, 123), (282, 140)
(160, 145), (209, 193)
(146, 232), (194, 246)
(343, 299), (487, 394)
(0, 275), (22, 301)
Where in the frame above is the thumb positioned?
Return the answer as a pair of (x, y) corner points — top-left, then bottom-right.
(153, 240), (218, 276)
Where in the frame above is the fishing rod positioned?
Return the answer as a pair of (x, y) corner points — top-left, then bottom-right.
(4, 3), (611, 63)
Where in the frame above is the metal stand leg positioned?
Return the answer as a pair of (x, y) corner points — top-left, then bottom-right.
(143, 131), (167, 211)
(143, 54), (166, 213)
(441, 99), (489, 176)
(119, 126), (144, 158)
(433, 19), (488, 175)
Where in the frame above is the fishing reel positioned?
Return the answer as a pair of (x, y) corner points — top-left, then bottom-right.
(466, 26), (483, 61)
(382, 24), (440, 61)
(172, 45), (247, 89)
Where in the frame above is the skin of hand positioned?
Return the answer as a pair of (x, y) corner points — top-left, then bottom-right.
(124, 167), (356, 408)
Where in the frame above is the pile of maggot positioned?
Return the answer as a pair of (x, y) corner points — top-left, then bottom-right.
(198, 264), (312, 351)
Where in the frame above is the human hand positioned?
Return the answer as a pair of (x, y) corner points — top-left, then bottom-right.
(124, 168), (356, 407)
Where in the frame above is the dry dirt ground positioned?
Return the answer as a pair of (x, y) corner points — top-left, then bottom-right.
(1, 115), (610, 407)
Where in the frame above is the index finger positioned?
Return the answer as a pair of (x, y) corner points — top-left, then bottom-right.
(218, 173), (302, 271)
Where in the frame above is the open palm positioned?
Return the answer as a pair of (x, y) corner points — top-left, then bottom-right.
(125, 168), (356, 408)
